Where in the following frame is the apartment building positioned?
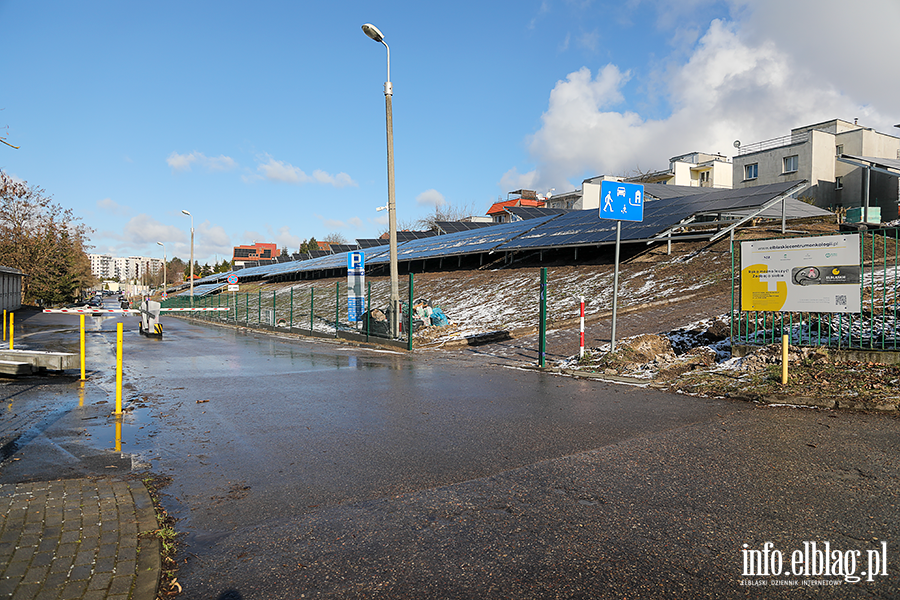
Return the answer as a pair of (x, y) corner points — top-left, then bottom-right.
(88, 254), (163, 282)
(732, 119), (900, 221)
(624, 152), (733, 189)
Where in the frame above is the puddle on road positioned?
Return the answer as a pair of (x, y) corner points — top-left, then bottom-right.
(83, 404), (155, 451)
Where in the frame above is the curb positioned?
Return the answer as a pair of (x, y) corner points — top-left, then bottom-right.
(131, 481), (161, 600)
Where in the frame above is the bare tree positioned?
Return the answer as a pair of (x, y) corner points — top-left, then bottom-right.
(323, 232), (348, 245)
(415, 201), (483, 231)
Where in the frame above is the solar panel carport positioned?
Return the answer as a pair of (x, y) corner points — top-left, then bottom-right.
(174, 181), (830, 288)
(501, 181), (817, 251)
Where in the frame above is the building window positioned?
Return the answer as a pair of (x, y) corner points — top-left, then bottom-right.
(836, 144), (843, 157)
(745, 163), (758, 180)
(783, 155), (798, 173)
(835, 176), (843, 190)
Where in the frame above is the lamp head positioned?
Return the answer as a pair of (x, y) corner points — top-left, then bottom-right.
(181, 209), (191, 216)
(362, 23), (385, 43)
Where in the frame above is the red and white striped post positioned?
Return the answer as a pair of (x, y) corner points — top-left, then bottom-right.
(579, 296), (585, 359)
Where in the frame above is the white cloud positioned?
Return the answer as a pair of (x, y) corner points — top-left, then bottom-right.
(195, 221), (232, 260)
(265, 226), (304, 252)
(167, 151), (237, 172)
(416, 189), (446, 207)
(256, 155), (357, 187)
(314, 214), (364, 230)
(122, 214), (187, 245)
(312, 169), (357, 188)
(513, 4), (899, 193)
(258, 156), (307, 183)
(96, 198), (130, 217)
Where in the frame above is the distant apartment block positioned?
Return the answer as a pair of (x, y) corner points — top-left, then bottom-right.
(732, 119), (900, 221)
(89, 254), (163, 281)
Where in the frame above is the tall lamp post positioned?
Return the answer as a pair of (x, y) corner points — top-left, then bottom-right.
(181, 210), (194, 308)
(362, 22), (400, 338)
(156, 241), (166, 295)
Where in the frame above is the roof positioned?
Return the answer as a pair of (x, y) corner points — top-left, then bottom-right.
(486, 198), (544, 215)
(838, 154), (900, 175)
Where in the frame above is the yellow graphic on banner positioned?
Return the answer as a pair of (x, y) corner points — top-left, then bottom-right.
(742, 263), (787, 311)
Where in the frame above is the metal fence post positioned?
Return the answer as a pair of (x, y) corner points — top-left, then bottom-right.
(290, 287), (294, 328)
(335, 282), (340, 337)
(539, 267), (547, 367)
(310, 289), (314, 331)
(408, 272), (414, 351)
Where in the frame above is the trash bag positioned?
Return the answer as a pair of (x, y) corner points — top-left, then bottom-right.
(362, 309), (390, 337)
(430, 306), (449, 327)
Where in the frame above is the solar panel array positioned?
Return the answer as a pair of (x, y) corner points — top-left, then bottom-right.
(356, 238), (388, 248)
(435, 221), (495, 234)
(505, 206), (570, 220)
(178, 282), (228, 297)
(503, 181), (806, 250)
(181, 181), (812, 286)
(367, 216), (559, 264)
(328, 244), (360, 253)
(396, 230), (438, 242)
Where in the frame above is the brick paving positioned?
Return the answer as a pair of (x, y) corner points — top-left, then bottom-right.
(0, 478), (159, 600)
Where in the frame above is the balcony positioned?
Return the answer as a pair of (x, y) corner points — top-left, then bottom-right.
(738, 131), (809, 155)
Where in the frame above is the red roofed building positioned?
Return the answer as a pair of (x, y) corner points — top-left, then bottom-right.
(233, 242), (278, 268)
(487, 190), (545, 223)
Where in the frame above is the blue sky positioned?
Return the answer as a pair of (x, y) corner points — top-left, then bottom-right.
(2, 0), (898, 265)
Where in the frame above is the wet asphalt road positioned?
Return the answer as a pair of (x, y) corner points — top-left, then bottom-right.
(1, 306), (899, 598)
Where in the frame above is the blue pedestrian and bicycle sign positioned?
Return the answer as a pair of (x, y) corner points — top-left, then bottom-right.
(599, 181), (644, 222)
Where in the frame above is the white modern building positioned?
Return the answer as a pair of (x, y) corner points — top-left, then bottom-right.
(547, 151), (733, 211)
(732, 119), (900, 221)
(624, 152), (733, 189)
(88, 254), (163, 282)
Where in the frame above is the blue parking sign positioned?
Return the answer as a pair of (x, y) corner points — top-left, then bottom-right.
(347, 252), (365, 322)
(599, 181), (644, 222)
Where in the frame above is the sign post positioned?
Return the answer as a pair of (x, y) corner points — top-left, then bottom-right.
(599, 181), (644, 352)
(347, 252), (366, 324)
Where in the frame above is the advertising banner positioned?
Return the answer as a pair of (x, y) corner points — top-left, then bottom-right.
(740, 234), (860, 313)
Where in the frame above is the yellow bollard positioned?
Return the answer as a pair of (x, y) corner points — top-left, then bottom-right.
(2, 309), (6, 341)
(80, 314), (86, 381)
(78, 381), (85, 408)
(115, 322), (123, 415)
(8, 312), (13, 350)
(781, 333), (789, 385)
(115, 417), (122, 452)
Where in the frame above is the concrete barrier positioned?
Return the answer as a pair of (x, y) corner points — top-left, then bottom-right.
(0, 350), (78, 371)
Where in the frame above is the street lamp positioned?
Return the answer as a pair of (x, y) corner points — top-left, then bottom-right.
(182, 210), (194, 308)
(362, 22), (400, 338)
(156, 241), (166, 295)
